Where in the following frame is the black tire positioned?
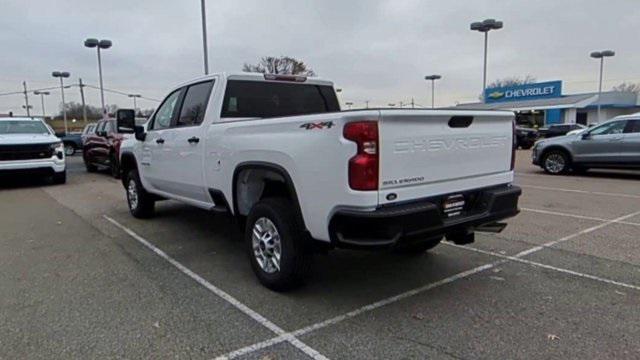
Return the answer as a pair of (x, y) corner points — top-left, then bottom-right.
(64, 143), (76, 156)
(51, 170), (67, 185)
(394, 237), (442, 254)
(542, 150), (570, 175)
(125, 169), (155, 218)
(245, 198), (311, 291)
(110, 154), (121, 179)
(85, 158), (98, 172)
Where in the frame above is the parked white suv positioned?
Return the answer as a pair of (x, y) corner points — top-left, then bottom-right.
(0, 117), (66, 184)
(117, 72), (521, 290)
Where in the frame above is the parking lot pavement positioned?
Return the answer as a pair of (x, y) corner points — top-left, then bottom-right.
(1, 154), (639, 359)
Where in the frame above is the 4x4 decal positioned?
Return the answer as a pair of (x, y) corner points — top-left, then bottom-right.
(300, 121), (334, 130)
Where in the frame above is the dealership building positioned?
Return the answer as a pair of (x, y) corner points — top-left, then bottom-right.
(454, 80), (640, 127)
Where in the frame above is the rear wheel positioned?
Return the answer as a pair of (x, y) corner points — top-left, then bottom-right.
(125, 169), (155, 218)
(542, 150), (569, 175)
(245, 198), (311, 291)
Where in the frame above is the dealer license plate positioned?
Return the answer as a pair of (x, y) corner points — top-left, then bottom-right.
(442, 194), (465, 218)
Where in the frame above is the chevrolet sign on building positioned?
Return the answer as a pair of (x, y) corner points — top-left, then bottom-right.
(456, 79), (640, 127)
(484, 80), (562, 103)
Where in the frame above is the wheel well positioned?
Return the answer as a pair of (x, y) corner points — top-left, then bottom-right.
(233, 164), (305, 230)
(63, 141), (76, 148)
(119, 152), (137, 185)
(541, 146), (573, 164)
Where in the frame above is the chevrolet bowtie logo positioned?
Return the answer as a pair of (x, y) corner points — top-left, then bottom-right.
(488, 91), (505, 99)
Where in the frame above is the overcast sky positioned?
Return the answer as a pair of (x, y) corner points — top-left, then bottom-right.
(2, 0), (639, 116)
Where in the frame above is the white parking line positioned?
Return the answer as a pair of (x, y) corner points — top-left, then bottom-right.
(217, 262), (506, 359)
(445, 243), (640, 291)
(519, 184), (640, 200)
(521, 207), (640, 227)
(216, 208), (640, 358)
(102, 215), (329, 360)
(514, 210), (640, 257)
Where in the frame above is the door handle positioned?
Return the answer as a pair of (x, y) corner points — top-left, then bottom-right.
(156, 138), (165, 144)
(188, 136), (200, 144)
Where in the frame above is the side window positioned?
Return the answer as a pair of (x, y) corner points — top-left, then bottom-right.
(590, 120), (627, 136)
(150, 89), (182, 130)
(96, 121), (106, 133)
(176, 81), (214, 127)
(625, 120), (640, 134)
(106, 121), (116, 134)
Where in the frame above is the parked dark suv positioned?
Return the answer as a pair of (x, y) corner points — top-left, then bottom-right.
(82, 119), (128, 178)
(538, 124), (586, 138)
(515, 126), (539, 149)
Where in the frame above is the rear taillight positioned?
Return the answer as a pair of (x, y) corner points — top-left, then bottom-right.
(511, 119), (516, 171)
(344, 121), (379, 191)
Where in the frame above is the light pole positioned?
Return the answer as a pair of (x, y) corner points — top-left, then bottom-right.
(200, 0), (209, 74)
(34, 90), (50, 118)
(52, 71), (70, 134)
(84, 38), (112, 118)
(128, 94), (142, 113)
(425, 75), (441, 109)
(590, 50), (615, 123)
(470, 19), (503, 99)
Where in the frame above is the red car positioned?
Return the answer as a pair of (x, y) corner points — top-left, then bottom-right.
(82, 119), (127, 178)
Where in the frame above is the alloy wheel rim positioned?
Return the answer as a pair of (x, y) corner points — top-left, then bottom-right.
(251, 217), (282, 274)
(127, 179), (139, 209)
(545, 154), (565, 173)
(65, 145), (74, 156)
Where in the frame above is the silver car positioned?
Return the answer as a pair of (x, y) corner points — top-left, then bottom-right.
(532, 114), (640, 174)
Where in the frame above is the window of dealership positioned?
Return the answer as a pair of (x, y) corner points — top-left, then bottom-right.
(454, 80), (640, 127)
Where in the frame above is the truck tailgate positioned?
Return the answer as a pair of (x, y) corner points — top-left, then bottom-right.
(378, 110), (514, 200)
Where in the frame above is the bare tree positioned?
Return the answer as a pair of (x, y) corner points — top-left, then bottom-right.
(611, 82), (640, 94)
(487, 75), (537, 89)
(57, 102), (102, 120)
(243, 56), (316, 76)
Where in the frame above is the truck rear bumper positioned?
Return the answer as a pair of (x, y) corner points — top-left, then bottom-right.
(328, 184), (521, 248)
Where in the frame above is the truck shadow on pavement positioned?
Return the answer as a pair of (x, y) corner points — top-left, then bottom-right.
(0, 174), (61, 190)
(117, 201), (484, 310)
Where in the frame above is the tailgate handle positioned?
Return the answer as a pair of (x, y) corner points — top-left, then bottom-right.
(448, 116), (473, 128)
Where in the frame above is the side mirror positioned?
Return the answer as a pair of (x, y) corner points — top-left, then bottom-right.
(116, 109), (136, 134)
(581, 132), (591, 140)
(134, 125), (146, 141)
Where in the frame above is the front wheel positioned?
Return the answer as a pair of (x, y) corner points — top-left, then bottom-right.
(542, 150), (570, 175)
(110, 154), (121, 179)
(245, 198), (311, 291)
(51, 170), (67, 185)
(64, 144), (76, 156)
(125, 169), (155, 218)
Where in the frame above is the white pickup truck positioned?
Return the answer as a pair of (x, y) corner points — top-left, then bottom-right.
(0, 117), (66, 184)
(116, 72), (521, 290)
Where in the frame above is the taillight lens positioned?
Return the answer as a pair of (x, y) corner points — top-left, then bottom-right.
(344, 121), (379, 190)
(511, 119), (516, 171)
